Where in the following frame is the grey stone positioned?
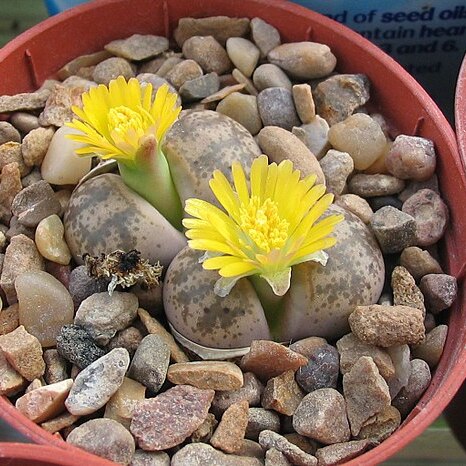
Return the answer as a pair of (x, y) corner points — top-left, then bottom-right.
(319, 149), (354, 195)
(257, 87), (300, 131)
(92, 57), (135, 85)
(0, 89), (51, 112)
(68, 265), (109, 310)
(348, 174), (405, 198)
(105, 34), (169, 61)
(253, 63), (292, 91)
(179, 72), (220, 102)
(182, 36), (232, 75)
(251, 17), (281, 58)
(9, 112), (40, 133)
(0, 122), (21, 145)
(420, 273), (457, 314)
(246, 407), (281, 441)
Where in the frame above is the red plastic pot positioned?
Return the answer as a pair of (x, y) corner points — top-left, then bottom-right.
(0, 0), (465, 464)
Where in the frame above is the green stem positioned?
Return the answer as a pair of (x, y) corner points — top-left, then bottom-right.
(249, 275), (285, 341)
(118, 135), (183, 230)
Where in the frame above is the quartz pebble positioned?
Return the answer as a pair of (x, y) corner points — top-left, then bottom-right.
(16, 270), (74, 347)
(65, 348), (130, 415)
(35, 214), (72, 265)
(386, 345), (411, 399)
(292, 116), (330, 159)
(262, 370), (304, 416)
(74, 291), (138, 345)
(0, 325), (45, 381)
(399, 247), (442, 281)
(0, 122), (21, 145)
(348, 174), (405, 198)
(66, 418), (135, 465)
(349, 304), (425, 347)
(334, 194), (373, 224)
(43, 349), (68, 384)
(315, 439), (375, 466)
(386, 135), (436, 181)
(240, 340), (308, 381)
(402, 189), (448, 247)
(253, 64), (292, 91)
(130, 385), (214, 450)
(293, 388), (350, 444)
(357, 405), (401, 442)
(411, 325), (448, 368)
(419, 274), (457, 314)
(15, 378), (73, 423)
(0, 303), (19, 335)
(226, 38), (260, 78)
(0, 162), (22, 224)
(21, 127), (55, 167)
(92, 57), (135, 85)
(292, 84), (315, 124)
(319, 149), (354, 195)
(0, 351), (25, 395)
(129, 334), (170, 393)
(391, 266), (425, 313)
(250, 17), (281, 58)
(216, 93), (262, 136)
(105, 34), (169, 61)
(168, 361), (243, 391)
(246, 407), (281, 440)
(343, 356), (391, 436)
(182, 36), (232, 75)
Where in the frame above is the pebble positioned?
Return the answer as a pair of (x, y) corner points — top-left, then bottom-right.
(391, 266), (425, 313)
(289, 336), (328, 358)
(240, 340), (308, 381)
(200, 83), (245, 104)
(412, 325), (448, 368)
(226, 37), (260, 78)
(21, 127), (55, 167)
(334, 194), (373, 224)
(292, 116), (330, 159)
(38, 84), (84, 127)
(336, 333), (394, 379)
(368, 195), (403, 212)
(182, 36), (232, 75)
(174, 16), (250, 47)
(56, 50), (112, 80)
(0, 234), (45, 304)
(16, 270), (74, 347)
(315, 439), (375, 466)
(40, 126), (92, 185)
(15, 378), (73, 423)
(342, 356), (391, 436)
(216, 93), (262, 135)
(392, 359), (431, 417)
(211, 400), (249, 453)
(0, 122), (21, 145)
(128, 334), (170, 393)
(348, 174), (405, 198)
(35, 214), (71, 265)
(92, 57), (136, 85)
(386, 135), (436, 181)
(402, 189), (448, 247)
(165, 60), (203, 90)
(313, 74), (370, 126)
(0, 325), (45, 381)
(104, 377), (146, 430)
(131, 450), (170, 466)
(357, 405), (401, 442)
(22, 169), (45, 191)
(386, 345), (411, 398)
(11, 180), (61, 228)
(130, 385), (214, 450)
(259, 430), (318, 466)
(0, 351), (25, 395)
(191, 413), (218, 443)
(65, 348), (130, 415)
(56, 324), (107, 369)
(231, 68), (258, 96)
(262, 370), (305, 416)
(9, 112), (40, 133)
(349, 304), (425, 347)
(105, 34), (169, 61)
(252, 64), (292, 91)
(153, 57), (184, 77)
(370, 206), (416, 254)
(43, 349), (68, 384)
(292, 84), (315, 124)
(40, 412), (80, 434)
(319, 149), (354, 195)
(167, 361), (243, 391)
(284, 434), (318, 455)
(0, 162), (22, 224)
(295, 344), (340, 393)
(0, 89), (51, 113)
(257, 126), (325, 184)
(5, 216), (34, 241)
(328, 114), (388, 170)
(0, 303), (19, 336)
(74, 291), (139, 345)
(419, 274), (457, 314)
(66, 418), (135, 465)
(137, 308), (189, 363)
(257, 87), (300, 131)
(250, 17), (281, 58)
(246, 407), (281, 440)
(68, 265), (109, 310)
(107, 326), (144, 357)
(293, 388), (350, 444)
(399, 175), (439, 203)
(171, 442), (262, 466)
(268, 42), (336, 80)
(0, 142), (29, 176)
(179, 72), (220, 102)
(399, 247), (443, 281)
(266, 448), (292, 466)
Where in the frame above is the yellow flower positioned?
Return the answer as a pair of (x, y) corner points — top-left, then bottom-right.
(183, 155), (344, 297)
(67, 76), (180, 163)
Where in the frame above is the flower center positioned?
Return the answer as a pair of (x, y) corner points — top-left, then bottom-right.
(108, 106), (145, 139)
(240, 196), (289, 253)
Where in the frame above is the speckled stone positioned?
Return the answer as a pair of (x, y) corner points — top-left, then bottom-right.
(245, 407), (281, 440)
(0, 89), (51, 112)
(128, 334), (170, 393)
(191, 413), (218, 443)
(0, 122), (21, 145)
(22, 127), (55, 168)
(262, 370), (305, 416)
(0, 162), (22, 224)
(66, 418), (135, 465)
(315, 439), (375, 466)
(182, 36), (232, 75)
(411, 325), (448, 368)
(105, 34), (169, 61)
(252, 64), (292, 91)
(163, 110), (260, 206)
(65, 348), (130, 415)
(257, 88), (300, 131)
(0, 351), (25, 396)
(43, 349), (68, 384)
(64, 174), (186, 267)
(92, 57), (135, 85)
(392, 266), (425, 313)
(293, 388), (350, 445)
(265, 448), (291, 466)
(164, 246), (271, 350)
(313, 74), (370, 126)
(319, 149), (354, 195)
(130, 385), (215, 450)
(267, 42), (336, 80)
(0, 303), (19, 336)
(399, 247), (442, 281)
(250, 17), (281, 58)
(357, 405), (401, 442)
(0, 142), (29, 177)
(292, 116), (330, 159)
(348, 174), (405, 198)
(419, 274), (457, 314)
(334, 194), (373, 224)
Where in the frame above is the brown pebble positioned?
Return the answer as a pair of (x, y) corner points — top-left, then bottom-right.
(411, 325), (448, 368)
(0, 162), (22, 224)
(191, 413), (218, 443)
(357, 405), (401, 442)
(419, 274), (457, 314)
(41, 411), (80, 434)
(391, 266), (425, 313)
(0, 303), (19, 335)
(0, 351), (25, 395)
(399, 247), (443, 281)
(315, 439), (376, 466)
